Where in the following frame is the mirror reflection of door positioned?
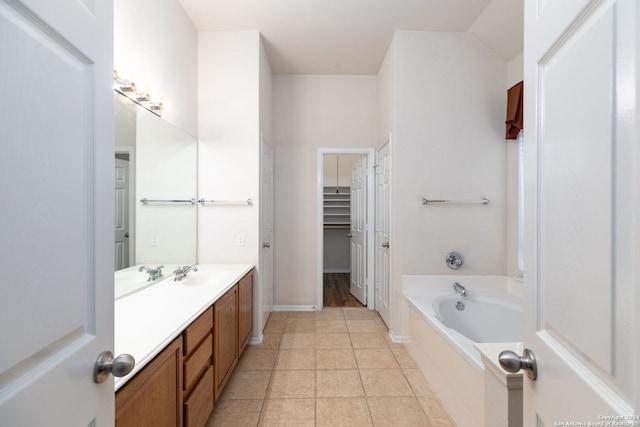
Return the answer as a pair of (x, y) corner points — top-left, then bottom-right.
(115, 155), (130, 271)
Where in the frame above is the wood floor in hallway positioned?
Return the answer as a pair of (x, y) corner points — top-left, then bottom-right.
(323, 273), (365, 308)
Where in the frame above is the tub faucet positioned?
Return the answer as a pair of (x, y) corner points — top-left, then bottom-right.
(453, 282), (467, 297)
(174, 265), (198, 281)
(138, 265), (164, 281)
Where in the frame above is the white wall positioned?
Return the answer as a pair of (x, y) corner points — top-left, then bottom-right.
(198, 31), (271, 336)
(387, 32), (507, 335)
(114, 0), (198, 136)
(273, 76), (377, 306)
(198, 31), (260, 264)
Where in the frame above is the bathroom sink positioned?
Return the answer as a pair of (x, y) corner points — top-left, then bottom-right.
(177, 270), (234, 287)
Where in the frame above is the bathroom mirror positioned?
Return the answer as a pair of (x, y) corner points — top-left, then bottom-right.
(114, 92), (197, 298)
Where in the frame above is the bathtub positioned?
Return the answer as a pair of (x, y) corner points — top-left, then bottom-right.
(402, 275), (523, 426)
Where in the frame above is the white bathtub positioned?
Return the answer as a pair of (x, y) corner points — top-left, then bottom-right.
(404, 278), (522, 371)
(402, 275), (523, 426)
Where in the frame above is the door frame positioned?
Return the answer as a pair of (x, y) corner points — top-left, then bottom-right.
(115, 146), (136, 267)
(316, 147), (376, 310)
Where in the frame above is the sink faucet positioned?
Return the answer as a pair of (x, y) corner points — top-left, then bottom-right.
(138, 265), (164, 281)
(174, 265), (198, 281)
(453, 282), (467, 297)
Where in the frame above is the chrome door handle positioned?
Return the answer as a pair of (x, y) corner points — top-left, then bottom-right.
(381, 242), (389, 248)
(263, 242), (271, 248)
(347, 233), (353, 237)
(93, 351), (135, 383)
(498, 348), (537, 380)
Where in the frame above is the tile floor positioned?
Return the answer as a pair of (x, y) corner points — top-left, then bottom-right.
(205, 308), (456, 426)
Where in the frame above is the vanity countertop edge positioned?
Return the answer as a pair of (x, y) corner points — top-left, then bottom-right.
(114, 263), (254, 391)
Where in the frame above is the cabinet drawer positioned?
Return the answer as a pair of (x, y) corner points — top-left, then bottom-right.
(184, 365), (214, 427)
(184, 333), (212, 394)
(184, 307), (213, 356)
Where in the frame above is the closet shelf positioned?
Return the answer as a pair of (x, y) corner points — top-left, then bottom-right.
(323, 186), (351, 229)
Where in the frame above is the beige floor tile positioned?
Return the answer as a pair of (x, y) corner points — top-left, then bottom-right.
(347, 319), (380, 333)
(391, 346), (418, 368)
(367, 396), (431, 427)
(417, 396), (456, 426)
(219, 370), (272, 400)
(286, 311), (317, 319)
(279, 333), (316, 349)
(259, 398), (315, 427)
(354, 348), (399, 369)
(315, 319), (348, 333)
(350, 332), (389, 349)
(263, 317), (286, 333)
(374, 317), (389, 333)
(403, 368), (435, 397)
(237, 347), (278, 371)
(316, 397), (373, 427)
(316, 333), (352, 349)
(267, 311), (289, 322)
(316, 348), (357, 369)
(274, 349), (316, 370)
(316, 308), (345, 320)
(359, 369), (414, 397)
(343, 308), (380, 320)
(259, 333), (282, 349)
(283, 318), (316, 333)
(267, 370), (315, 398)
(206, 399), (263, 427)
(316, 369), (365, 397)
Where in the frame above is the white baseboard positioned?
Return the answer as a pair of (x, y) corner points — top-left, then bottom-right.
(272, 305), (317, 311)
(389, 331), (410, 343)
(249, 334), (263, 345)
(323, 269), (350, 273)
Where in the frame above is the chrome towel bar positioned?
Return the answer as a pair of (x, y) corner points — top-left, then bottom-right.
(198, 198), (253, 206)
(421, 197), (490, 205)
(140, 198), (196, 205)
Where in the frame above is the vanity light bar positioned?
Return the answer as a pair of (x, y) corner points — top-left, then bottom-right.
(113, 70), (163, 116)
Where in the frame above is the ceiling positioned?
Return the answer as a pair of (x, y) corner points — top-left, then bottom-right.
(177, 0), (523, 75)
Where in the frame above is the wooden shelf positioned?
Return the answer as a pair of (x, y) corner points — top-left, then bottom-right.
(323, 187), (350, 229)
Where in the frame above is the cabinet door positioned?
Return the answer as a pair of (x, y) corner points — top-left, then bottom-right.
(238, 271), (254, 356)
(214, 285), (238, 400)
(116, 338), (182, 427)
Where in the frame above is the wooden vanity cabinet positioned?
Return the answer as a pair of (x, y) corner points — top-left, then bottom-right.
(182, 307), (214, 427)
(213, 283), (238, 401)
(115, 337), (182, 427)
(116, 269), (255, 426)
(238, 270), (254, 356)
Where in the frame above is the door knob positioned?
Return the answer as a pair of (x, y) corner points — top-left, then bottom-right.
(124, 232), (130, 238)
(263, 242), (271, 248)
(498, 348), (537, 380)
(381, 242), (390, 248)
(93, 351), (135, 383)
(347, 233), (353, 237)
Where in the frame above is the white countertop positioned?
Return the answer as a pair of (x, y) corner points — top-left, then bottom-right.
(114, 263), (254, 391)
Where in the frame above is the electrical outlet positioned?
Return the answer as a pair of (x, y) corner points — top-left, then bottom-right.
(237, 233), (245, 246)
(150, 234), (160, 246)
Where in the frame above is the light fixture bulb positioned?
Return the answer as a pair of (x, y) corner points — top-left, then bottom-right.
(149, 102), (163, 111)
(135, 93), (150, 101)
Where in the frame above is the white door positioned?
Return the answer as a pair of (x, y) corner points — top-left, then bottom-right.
(350, 156), (367, 305)
(375, 142), (391, 327)
(115, 158), (130, 271)
(0, 0), (115, 424)
(260, 135), (274, 330)
(521, 0), (639, 423)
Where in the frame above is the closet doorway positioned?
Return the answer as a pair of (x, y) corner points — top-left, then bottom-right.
(316, 148), (375, 310)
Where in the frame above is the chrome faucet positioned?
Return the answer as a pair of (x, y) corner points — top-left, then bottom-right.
(138, 265), (164, 281)
(453, 282), (467, 297)
(173, 265), (198, 281)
